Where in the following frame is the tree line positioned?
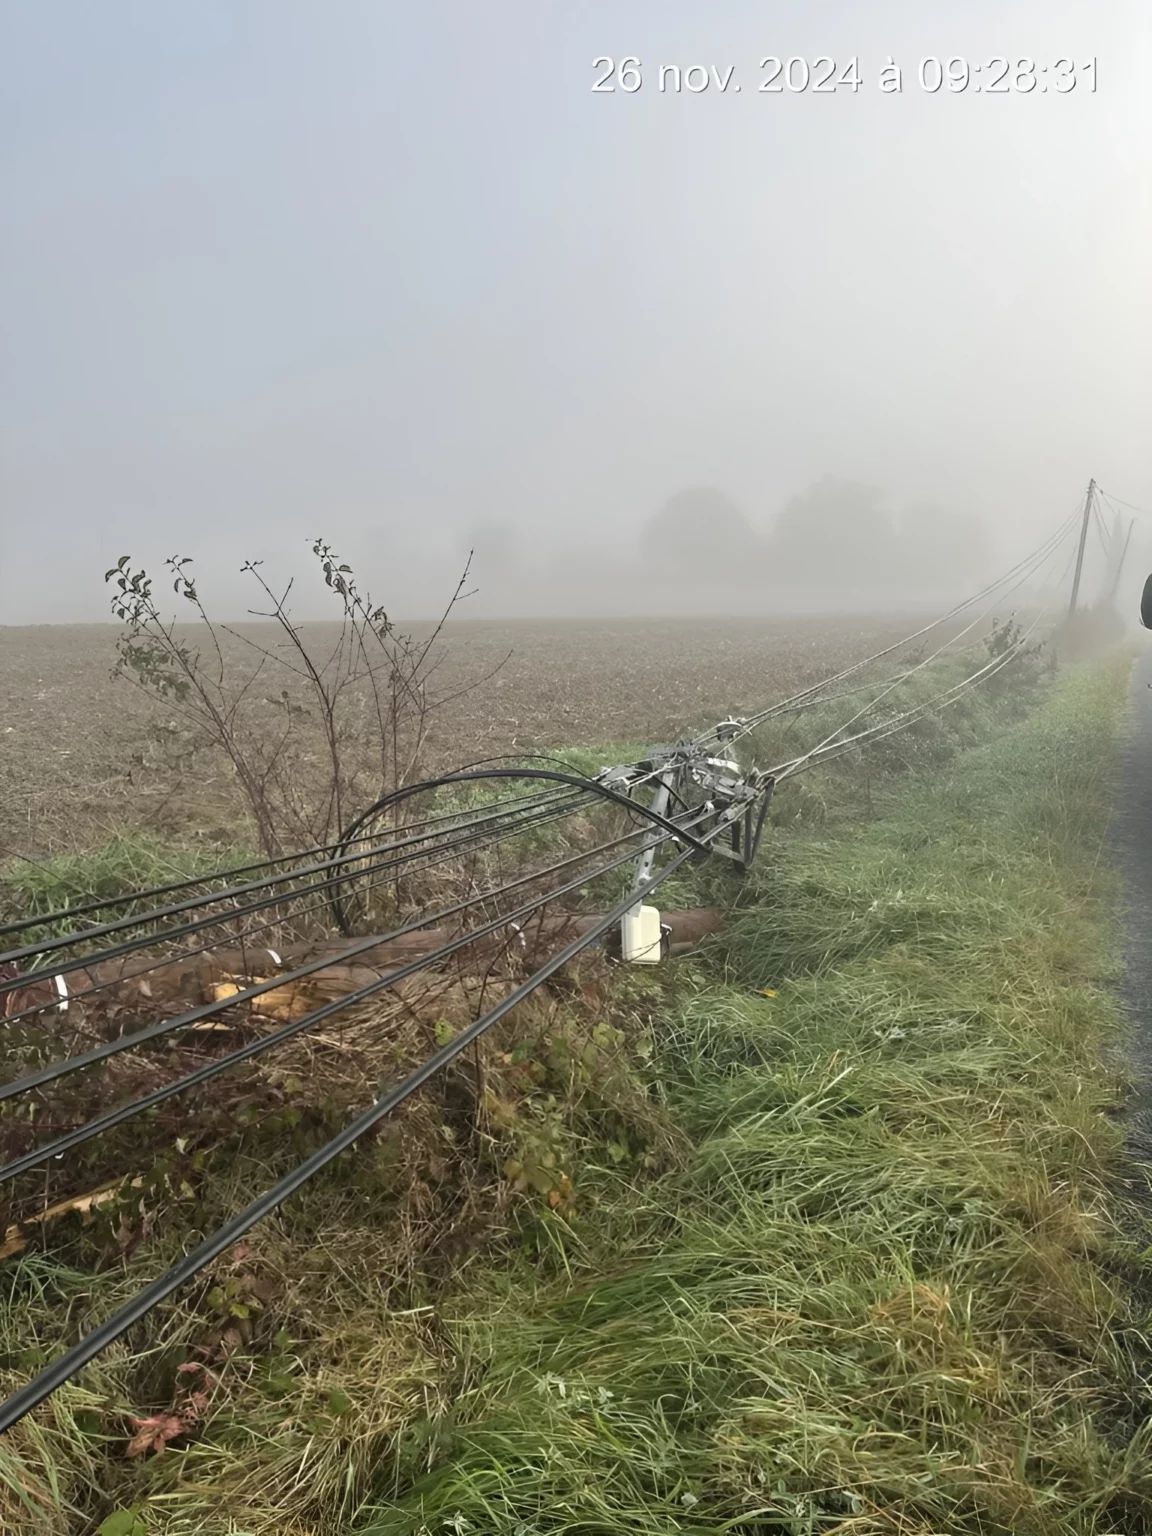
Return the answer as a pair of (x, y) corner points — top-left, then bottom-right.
(639, 477), (992, 600)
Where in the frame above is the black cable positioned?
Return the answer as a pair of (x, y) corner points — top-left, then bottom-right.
(772, 593), (1058, 780)
(0, 805), (728, 1436)
(0, 760), (606, 942)
(0, 785), (594, 990)
(0, 786), (601, 1064)
(0, 808), (710, 1184)
(0, 498), (1099, 1433)
(1098, 487), (1152, 520)
(761, 525), (1074, 779)
(0, 783), (588, 972)
(0, 788), (569, 942)
(0, 770), (708, 1102)
(0, 845), (343, 941)
(0, 786), (598, 1032)
(1091, 501), (1110, 557)
(693, 505), (1082, 749)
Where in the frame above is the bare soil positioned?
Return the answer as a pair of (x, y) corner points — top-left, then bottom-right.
(1, 616), (920, 857)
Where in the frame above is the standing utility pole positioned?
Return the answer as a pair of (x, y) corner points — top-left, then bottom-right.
(1068, 478), (1096, 618)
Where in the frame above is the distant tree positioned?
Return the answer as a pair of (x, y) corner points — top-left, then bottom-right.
(640, 487), (762, 575)
(767, 476), (898, 597)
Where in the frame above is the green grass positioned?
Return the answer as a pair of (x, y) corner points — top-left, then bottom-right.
(0, 832), (255, 931)
(354, 655), (1149, 1536)
(3, 654), (1148, 1535)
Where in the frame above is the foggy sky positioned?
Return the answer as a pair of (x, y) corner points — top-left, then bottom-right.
(2, 1), (1150, 623)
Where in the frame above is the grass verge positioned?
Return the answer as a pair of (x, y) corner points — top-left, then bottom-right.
(0, 834), (255, 931)
(3, 653), (1148, 1535)
(357, 653), (1150, 1536)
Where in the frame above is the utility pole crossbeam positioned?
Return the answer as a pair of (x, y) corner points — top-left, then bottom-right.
(621, 768), (675, 963)
(610, 738), (773, 964)
(1068, 478), (1096, 618)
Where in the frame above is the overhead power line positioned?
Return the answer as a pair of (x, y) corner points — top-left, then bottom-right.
(1099, 487), (1152, 521)
(0, 491), (1090, 1434)
(692, 503), (1083, 750)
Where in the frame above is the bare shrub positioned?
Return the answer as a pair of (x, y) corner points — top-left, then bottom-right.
(105, 542), (503, 855)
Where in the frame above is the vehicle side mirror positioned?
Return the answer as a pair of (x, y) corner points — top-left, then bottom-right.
(1142, 575), (1152, 629)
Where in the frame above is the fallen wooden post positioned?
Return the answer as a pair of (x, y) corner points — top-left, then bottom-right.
(5, 909), (726, 1016)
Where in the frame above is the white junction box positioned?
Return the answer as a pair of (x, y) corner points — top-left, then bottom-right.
(621, 903), (662, 964)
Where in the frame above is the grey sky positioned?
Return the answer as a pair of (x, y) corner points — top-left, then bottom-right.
(1, 1), (1149, 621)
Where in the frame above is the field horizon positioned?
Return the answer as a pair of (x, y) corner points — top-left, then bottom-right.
(3, 612), (984, 859)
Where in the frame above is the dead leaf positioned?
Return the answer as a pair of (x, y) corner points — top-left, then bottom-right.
(126, 1412), (186, 1457)
(125, 1363), (217, 1455)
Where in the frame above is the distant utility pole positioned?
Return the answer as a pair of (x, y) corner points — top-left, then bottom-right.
(1068, 477), (1096, 618)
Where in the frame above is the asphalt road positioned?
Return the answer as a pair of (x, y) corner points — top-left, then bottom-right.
(1115, 644), (1152, 1145)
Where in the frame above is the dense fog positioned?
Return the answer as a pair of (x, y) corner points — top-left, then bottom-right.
(1, 2), (1149, 623)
